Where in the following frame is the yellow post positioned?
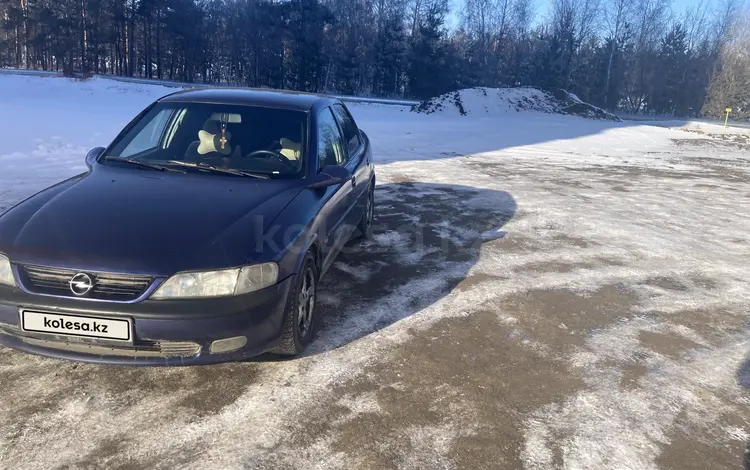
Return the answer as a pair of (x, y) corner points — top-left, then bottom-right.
(725, 107), (732, 133)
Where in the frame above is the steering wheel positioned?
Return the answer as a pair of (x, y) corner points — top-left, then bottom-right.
(244, 149), (294, 167)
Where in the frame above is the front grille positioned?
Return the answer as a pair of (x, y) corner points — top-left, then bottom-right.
(21, 337), (202, 358)
(21, 265), (153, 301)
(0, 324), (201, 358)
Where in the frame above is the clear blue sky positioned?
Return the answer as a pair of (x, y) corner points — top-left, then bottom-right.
(673, 0), (708, 10)
(448, 0), (713, 29)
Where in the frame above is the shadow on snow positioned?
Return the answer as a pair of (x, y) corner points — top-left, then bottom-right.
(307, 181), (516, 355)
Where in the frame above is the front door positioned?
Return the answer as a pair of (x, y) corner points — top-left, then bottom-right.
(316, 107), (355, 272)
(332, 104), (369, 224)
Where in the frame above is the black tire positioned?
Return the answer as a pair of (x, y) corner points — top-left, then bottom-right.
(271, 251), (318, 356)
(356, 186), (375, 240)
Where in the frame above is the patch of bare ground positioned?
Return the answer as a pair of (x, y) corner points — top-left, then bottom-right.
(660, 309), (749, 343)
(0, 354), (256, 455)
(677, 128), (706, 135)
(690, 275), (718, 290)
(553, 234), (593, 248)
(294, 309), (587, 469)
(455, 272), (508, 292)
(76, 437), (172, 470)
(708, 133), (748, 144)
(481, 232), (595, 258)
(638, 330), (703, 357)
(99, 363), (256, 416)
(681, 156), (750, 183)
(485, 233), (541, 253)
(673, 136), (749, 151)
(287, 286), (639, 469)
(644, 276), (689, 291)
(390, 176), (417, 183)
(686, 156), (750, 167)
(620, 362), (650, 390)
(491, 285), (638, 353)
(515, 256), (625, 275)
(516, 260), (598, 274)
(656, 411), (750, 470)
(469, 159), (747, 187)
(536, 162), (750, 184)
(0, 354), (260, 470)
(553, 179), (594, 190)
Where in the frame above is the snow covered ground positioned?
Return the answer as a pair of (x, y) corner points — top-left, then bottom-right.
(1, 75), (749, 469)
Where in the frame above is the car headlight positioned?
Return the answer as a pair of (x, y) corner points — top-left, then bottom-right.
(0, 253), (16, 287)
(151, 263), (279, 299)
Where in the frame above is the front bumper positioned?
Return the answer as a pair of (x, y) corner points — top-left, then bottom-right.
(0, 276), (295, 366)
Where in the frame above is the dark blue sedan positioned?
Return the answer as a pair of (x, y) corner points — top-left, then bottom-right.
(0, 88), (375, 365)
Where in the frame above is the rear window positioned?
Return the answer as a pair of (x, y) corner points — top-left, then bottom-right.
(106, 103), (307, 177)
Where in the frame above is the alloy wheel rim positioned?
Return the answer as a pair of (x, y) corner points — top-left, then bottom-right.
(297, 267), (315, 338)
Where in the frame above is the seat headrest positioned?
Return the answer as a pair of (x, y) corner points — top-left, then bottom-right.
(197, 119), (232, 156)
(280, 138), (301, 152)
(279, 137), (301, 161)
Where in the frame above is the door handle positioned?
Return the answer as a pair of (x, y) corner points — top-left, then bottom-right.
(351, 176), (357, 187)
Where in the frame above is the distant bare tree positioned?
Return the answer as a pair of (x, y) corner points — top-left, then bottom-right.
(623, 0), (670, 111)
(574, 0), (603, 46)
(603, 0), (631, 105)
(680, 0), (712, 50)
(511, 0), (535, 36)
(703, 6), (750, 118)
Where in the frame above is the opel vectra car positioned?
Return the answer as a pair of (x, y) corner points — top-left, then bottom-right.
(0, 88), (375, 365)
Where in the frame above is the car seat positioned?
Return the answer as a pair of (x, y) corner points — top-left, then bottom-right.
(279, 138), (301, 160)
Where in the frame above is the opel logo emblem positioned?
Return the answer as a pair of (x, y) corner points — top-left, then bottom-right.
(69, 273), (94, 296)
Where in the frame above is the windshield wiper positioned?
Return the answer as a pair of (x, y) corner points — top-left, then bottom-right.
(105, 156), (186, 173)
(165, 161), (269, 179)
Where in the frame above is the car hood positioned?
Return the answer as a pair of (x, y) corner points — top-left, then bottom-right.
(0, 165), (305, 275)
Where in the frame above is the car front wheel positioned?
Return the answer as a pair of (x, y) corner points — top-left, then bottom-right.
(271, 251), (318, 356)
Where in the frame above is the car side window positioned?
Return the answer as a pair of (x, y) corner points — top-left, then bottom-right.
(317, 108), (347, 169)
(331, 104), (361, 156)
(120, 108), (172, 157)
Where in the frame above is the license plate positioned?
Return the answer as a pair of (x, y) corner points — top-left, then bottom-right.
(21, 311), (132, 341)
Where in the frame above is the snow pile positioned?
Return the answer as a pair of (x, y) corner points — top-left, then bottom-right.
(413, 87), (620, 121)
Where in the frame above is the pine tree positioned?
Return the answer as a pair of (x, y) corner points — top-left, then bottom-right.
(408, 3), (449, 99)
(651, 24), (689, 115)
(283, 0), (333, 92)
(373, 12), (407, 97)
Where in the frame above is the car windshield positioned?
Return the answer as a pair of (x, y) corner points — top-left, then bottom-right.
(104, 102), (307, 177)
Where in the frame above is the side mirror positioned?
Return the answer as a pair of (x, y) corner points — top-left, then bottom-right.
(85, 147), (105, 169)
(309, 165), (353, 189)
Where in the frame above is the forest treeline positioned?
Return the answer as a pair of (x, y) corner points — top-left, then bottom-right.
(1, 0), (749, 118)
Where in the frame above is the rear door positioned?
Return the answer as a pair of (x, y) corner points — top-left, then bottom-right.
(316, 107), (355, 270)
(331, 103), (370, 224)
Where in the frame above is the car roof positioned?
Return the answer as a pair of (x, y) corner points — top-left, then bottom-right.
(158, 87), (336, 111)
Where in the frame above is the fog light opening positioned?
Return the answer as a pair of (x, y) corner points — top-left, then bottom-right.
(210, 336), (248, 354)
